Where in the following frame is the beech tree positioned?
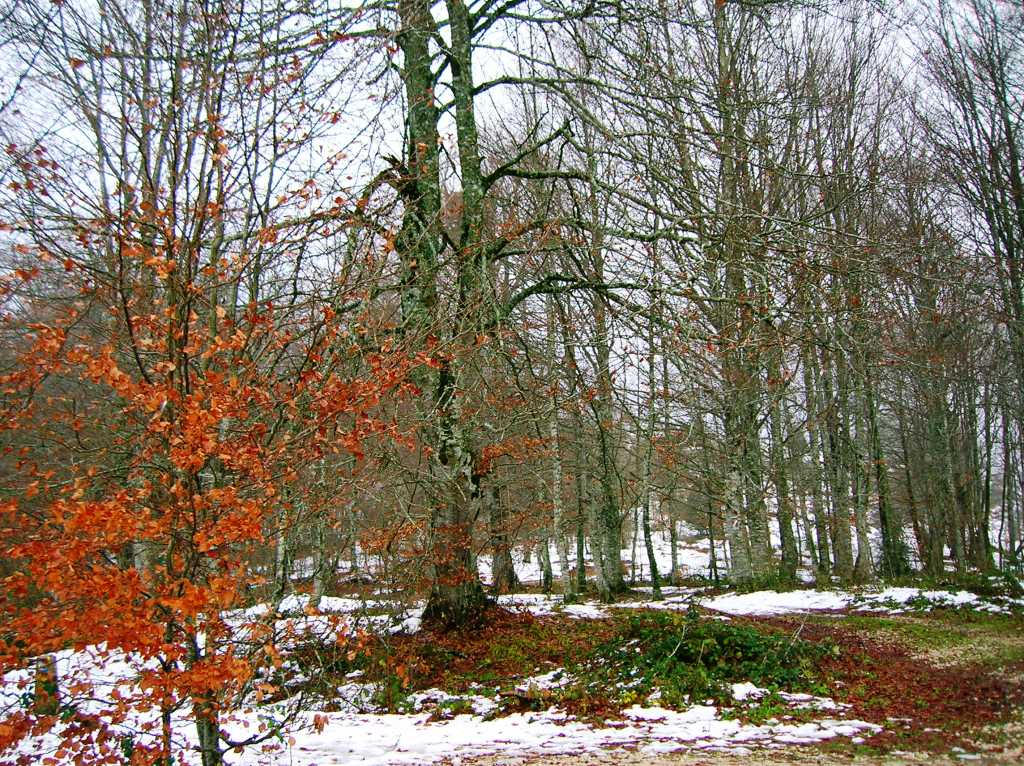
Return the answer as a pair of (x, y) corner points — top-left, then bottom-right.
(380, 0), (614, 623)
(0, 0), (415, 763)
(0, 258), (411, 764)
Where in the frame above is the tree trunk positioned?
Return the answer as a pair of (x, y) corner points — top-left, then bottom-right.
(273, 522), (291, 603)
(312, 513), (329, 607)
(669, 517), (679, 585)
(421, 369), (489, 627)
(489, 484), (518, 595)
(539, 537), (554, 593)
(548, 295), (575, 598)
(576, 511), (587, 593)
(865, 364), (910, 578)
(589, 492), (611, 602)
(852, 409), (876, 584)
(722, 436), (752, 584)
(821, 346), (855, 583)
(585, 136), (626, 597)
(803, 344), (832, 582)
(195, 707), (222, 766)
(642, 296), (662, 599)
(896, 392), (928, 572)
(767, 338), (798, 584)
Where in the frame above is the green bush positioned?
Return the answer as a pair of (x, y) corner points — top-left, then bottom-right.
(566, 611), (828, 709)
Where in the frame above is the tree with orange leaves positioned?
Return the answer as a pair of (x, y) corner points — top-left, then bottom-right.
(0, 256), (412, 765)
(0, 2), (409, 764)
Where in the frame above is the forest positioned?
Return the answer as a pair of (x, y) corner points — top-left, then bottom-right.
(0, 0), (1023, 764)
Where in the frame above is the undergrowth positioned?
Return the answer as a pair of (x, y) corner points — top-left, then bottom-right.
(283, 606), (834, 719)
(551, 610), (830, 714)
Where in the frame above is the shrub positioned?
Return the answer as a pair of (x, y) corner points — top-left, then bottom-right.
(565, 610), (829, 710)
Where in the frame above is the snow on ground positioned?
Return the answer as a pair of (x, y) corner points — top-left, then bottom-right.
(256, 701), (880, 766)
(494, 584), (1022, 621)
(1, 588), (894, 766)
(2, 645), (212, 764)
(729, 683), (849, 712)
(478, 526), (713, 587)
(222, 595), (424, 652)
(701, 590), (851, 616)
(5, 577), (1017, 764)
(274, 594), (425, 635)
(515, 668), (575, 694)
(616, 587), (707, 612)
(701, 586), (1024, 617)
(497, 593), (610, 619)
(493, 585), (1015, 622)
(1, 641), (882, 766)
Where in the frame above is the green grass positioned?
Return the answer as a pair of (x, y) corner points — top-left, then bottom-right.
(814, 610), (1024, 668)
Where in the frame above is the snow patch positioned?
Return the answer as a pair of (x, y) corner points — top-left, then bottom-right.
(702, 587), (1021, 617)
(266, 703), (880, 765)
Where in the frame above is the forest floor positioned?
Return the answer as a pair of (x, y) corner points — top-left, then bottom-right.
(5, 580), (1024, 765)
(491, 605), (1020, 764)
(271, 582), (1024, 766)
